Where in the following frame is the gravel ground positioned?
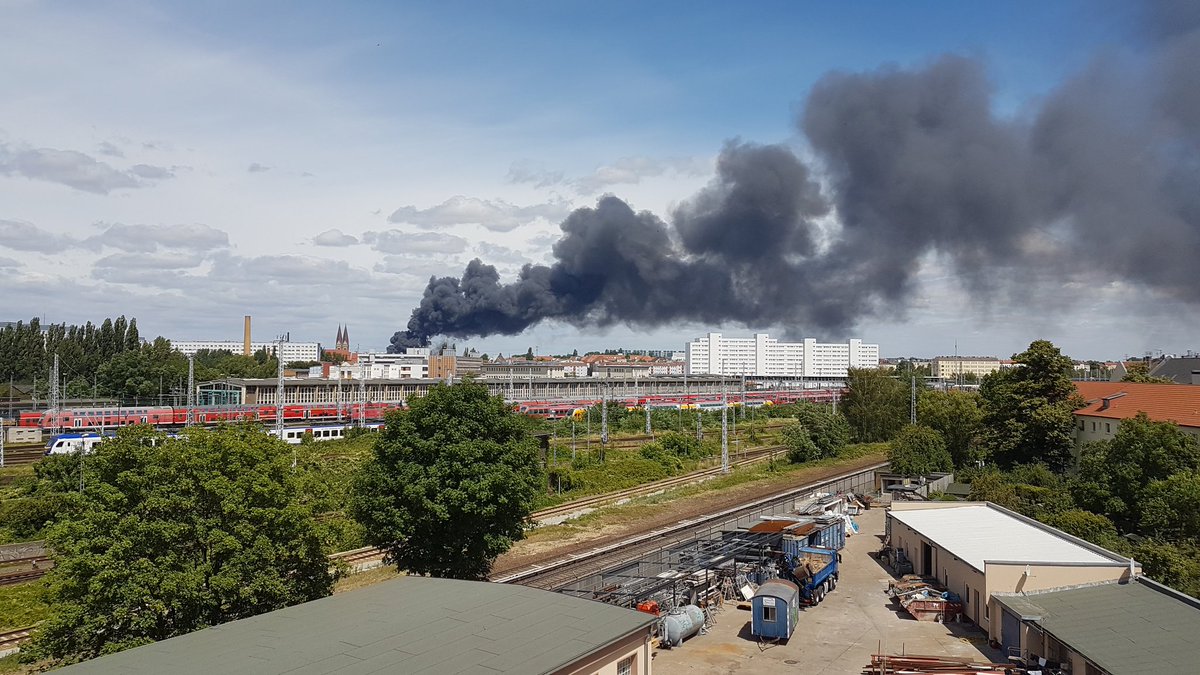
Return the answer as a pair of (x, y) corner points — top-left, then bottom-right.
(651, 507), (1004, 674)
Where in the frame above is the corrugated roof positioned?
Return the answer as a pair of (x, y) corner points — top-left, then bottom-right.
(888, 504), (1119, 572)
(1074, 381), (1200, 428)
(58, 576), (654, 675)
(993, 578), (1200, 675)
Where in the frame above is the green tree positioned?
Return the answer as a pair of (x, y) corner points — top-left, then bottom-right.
(1072, 413), (1200, 530)
(918, 389), (984, 468)
(792, 402), (851, 457)
(350, 382), (542, 579)
(888, 425), (953, 476)
(1121, 361), (1172, 384)
(841, 368), (907, 442)
(782, 422), (821, 463)
(979, 339), (1082, 472)
(26, 425), (332, 663)
(1138, 471), (1200, 541)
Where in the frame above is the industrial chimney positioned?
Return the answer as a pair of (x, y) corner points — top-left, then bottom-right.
(243, 315), (252, 357)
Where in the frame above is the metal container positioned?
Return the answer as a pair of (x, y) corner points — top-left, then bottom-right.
(662, 605), (705, 647)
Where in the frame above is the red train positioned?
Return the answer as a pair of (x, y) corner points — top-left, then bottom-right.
(515, 388), (844, 419)
(18, 402), (404, 431)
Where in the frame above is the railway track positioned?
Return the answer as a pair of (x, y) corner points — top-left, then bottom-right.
(0, 445), (47, 467)
(490, 458), (887, 590)
(0, 626), (36, 654)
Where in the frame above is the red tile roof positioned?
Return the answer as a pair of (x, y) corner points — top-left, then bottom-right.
(1074, 381), (1200, 428)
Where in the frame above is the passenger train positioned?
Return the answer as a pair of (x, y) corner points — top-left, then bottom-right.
(19, 402), (402, 431)
(44, 422), (386, 454)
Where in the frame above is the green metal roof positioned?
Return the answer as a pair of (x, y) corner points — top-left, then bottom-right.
(993, 578), (1200, 675)
(59, 577), (655, 675)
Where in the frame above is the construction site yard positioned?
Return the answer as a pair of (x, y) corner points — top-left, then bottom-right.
(652, 507), (1003, 674)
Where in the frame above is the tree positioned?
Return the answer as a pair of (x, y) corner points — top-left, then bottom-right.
(791, 402), (851, 457)
(841, 368), (907, 442)
(350, 382), (542, 579)
(1139, 471), (1200, 540)
(1121, 361), (1173, 384)
(918, 389), (984, 468)
(979, 339), (1082, 472)
(27, 425), (332, 663)
(783, 423), (821, 463)
(888, 425), (953, 476)
(1072, 413), (1200, 530)
(525, 347), (534, 361)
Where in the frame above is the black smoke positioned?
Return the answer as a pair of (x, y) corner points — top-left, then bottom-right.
(390, 5), (1200, 352)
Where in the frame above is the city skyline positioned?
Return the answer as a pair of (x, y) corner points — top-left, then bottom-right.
(2, 2), (1197, 361)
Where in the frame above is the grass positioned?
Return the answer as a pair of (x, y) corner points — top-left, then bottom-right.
(0, 578), (48, 633)
(333, 564), (403, 593)
(523, 443), (888, 544)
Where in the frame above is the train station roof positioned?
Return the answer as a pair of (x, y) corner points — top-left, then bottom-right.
(59, 576), (655, 675)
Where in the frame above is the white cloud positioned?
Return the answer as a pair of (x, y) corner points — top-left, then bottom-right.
(507, 156), (710, 195)
(94, 251), (207, 271)
(96, 141), (124, 158)
(312, 228), (359, 247)
(475, 241), (531, 265)
(247, 162), (271, 173)
(128, 164), (174, 180)
(0, 256), (21, 268)
(0, 141), (154, 194)
(374, 255), (458, 278)
(387, 196), (571, 233)
(88, 223), (230, 252)
(0, 218), (79, 252)
(362, 230), (468, 255)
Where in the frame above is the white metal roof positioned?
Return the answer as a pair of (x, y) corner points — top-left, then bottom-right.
(889, 505), (1118, 571)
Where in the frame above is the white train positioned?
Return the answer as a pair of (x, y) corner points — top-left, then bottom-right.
(44, 423), (382, 454)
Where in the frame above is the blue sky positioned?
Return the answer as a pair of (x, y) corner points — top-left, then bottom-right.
(0, 0), (1191, 361)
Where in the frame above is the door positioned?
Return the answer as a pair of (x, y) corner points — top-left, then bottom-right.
(1001, 609), (1021, 657)
(921, 541), (933, 577)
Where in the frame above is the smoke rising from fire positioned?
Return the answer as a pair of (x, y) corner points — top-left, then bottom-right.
(390, 6), (1200, 352)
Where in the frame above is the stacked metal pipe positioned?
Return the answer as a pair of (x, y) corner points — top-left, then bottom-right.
(863, 653), (1033, 674)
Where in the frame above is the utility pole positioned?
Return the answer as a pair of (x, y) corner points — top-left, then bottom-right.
(740, 374), (746, 420)
(600, 382), (609, 460)
(721, 374), (729, 474)
(275, 342), (287, 465)
(186, 355), (195, 427)
(571, 418), (577, 460)
(1, 414), (6, 468)
(910, 376), (917, 425)
(336, 369), (342, 422)
(50, 354), (60, 433)
(358, 361), (367, 427)
(645, 399), (652, 436)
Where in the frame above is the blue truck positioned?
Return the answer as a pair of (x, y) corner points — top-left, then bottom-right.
(784, 545), (839, 605)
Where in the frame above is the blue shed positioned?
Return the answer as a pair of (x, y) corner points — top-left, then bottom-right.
(750, 579), (801, 640)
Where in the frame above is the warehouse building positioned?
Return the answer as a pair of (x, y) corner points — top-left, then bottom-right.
(61, 576), (656, 675)
(992, 576), (1200, 674)
(886, 502), (1135, 633)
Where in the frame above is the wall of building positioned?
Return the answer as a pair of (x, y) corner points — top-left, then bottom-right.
(557, 629), (652, 675)
(931, 358), (1001, 379)
(984, 562), (1130, 606)
(685, 333), (879, 377)
(887, 514), (988, 626)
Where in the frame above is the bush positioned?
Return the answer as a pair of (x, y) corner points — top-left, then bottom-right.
(888, 425), (953, 476)
(783, 423), (821, 463)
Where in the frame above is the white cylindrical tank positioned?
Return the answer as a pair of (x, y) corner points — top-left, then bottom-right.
(662, 605), (705, 647)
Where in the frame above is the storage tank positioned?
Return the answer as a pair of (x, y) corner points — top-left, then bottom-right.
(662, 605), (705, 647)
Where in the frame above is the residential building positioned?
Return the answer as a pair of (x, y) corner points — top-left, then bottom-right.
(1073, 381), (1200, 443)
(991, 576), (1200, 674)
(648, 361), (685, 376)
(591, 363), (653, 380)
(930, 356), (1001, 379)
(481, 361), (567, 379)
(172, 339), (321, 363)
(58, 576), (655, 675)
(886, 502), (1135, 633)
(684, 332), (879, 377)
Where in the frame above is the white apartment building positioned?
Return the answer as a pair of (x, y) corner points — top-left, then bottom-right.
(172, 340), (321, 363)
(684, 333), (880, 377)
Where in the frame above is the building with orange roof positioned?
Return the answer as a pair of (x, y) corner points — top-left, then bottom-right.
(1073, 381), (1200, 444)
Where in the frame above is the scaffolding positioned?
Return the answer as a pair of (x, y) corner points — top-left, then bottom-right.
(557, 530), (783, 612)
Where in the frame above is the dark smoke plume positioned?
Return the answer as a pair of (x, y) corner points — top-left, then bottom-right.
(390, 6), (1200, 352)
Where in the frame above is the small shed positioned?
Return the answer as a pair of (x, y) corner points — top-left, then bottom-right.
(751, 579), (801, 640)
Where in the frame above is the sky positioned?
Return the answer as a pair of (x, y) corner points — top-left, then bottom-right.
(0, 0), (1194, 361)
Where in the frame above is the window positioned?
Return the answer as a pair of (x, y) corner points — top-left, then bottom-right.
(617, 655), (635, 675)
(762, 605), (777, 622)
(1106, 423), (1111, 433)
